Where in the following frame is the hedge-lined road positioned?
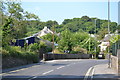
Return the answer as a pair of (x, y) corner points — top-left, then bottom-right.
(2, 59), (108, 80)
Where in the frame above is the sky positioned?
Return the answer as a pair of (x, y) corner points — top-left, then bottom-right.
(21, 1), (118, 24)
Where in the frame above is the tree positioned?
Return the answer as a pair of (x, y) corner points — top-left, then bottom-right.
(58, 29), (73, 52)
(97, 28), (108, 40)
(2, 1), (40, 47)
(64, 22), (79, 32)
(55, 25), (64, 33)
(45, 20), (58, 29)
(81, 16), (91, 22)
(83, 22), (95, 34)
(62, 19), (72, 25)
(58, 29), (96, 54)
(40, 33), (60, 43)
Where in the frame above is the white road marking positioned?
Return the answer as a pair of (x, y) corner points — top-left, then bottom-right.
(84, 67), (94, 80)
(0, 73), (7, 76)
(57, 66), (65, 69)
(91, 67), (95, 79)
(33, 76), (37, 78)
(42, 70), (54, 75)
(29, 69), (55, 80)
(28, 76), (38, 80)
(1, 65), (41, 76)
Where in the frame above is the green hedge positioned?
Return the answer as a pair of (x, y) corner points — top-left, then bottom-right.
(1, 46), (39, 63)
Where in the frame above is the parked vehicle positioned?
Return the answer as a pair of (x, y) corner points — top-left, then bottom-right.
(97, 52), (105, 59)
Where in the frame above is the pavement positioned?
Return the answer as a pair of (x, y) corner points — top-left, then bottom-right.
(93, 63), (119, 79)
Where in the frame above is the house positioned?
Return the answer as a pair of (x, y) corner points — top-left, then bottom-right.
(98, 34), (117, 52)
(33, 26), (53, 37)
(11, 26), (58, 47)
(11, 36), (40, 47)
(98, 42), (110, 52)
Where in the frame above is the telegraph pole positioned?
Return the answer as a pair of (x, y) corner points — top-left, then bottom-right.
(95, 19), (97, 59)
(52, 21), (55, 60)
(52, 22), (55, 53)
(108, 0), (110, 35)
(108, 0), (111, 68)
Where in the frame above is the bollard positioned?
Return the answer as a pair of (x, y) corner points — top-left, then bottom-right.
(43, 54), (46, 64)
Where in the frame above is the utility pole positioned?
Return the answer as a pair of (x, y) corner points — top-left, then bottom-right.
(52, 25), (55, 54)
(108, 0), (111, 68)
(95, 19), (97, 59)
(89, 38), (90, 53)
(52, 21), (55, 60)
(108, 0), (110, 35)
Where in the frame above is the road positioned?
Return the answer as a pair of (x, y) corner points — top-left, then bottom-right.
(2, 59), (108, 80)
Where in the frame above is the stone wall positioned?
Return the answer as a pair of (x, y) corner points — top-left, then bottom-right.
(117, 49), (120, 76)
(111, 55), (118, 72)
(44, 54), (92, 61)
(2, 57), (33, 69)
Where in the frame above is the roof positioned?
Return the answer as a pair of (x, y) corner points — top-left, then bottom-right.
(102, 35), (111, 42)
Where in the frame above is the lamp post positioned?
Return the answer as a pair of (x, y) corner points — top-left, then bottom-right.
(108, 0), (111, 68)
(95, 19), (97, 59)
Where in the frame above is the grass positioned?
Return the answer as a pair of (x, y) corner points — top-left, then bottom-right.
(53, 48), (65, 54)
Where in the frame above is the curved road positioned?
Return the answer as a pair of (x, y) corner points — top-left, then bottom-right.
(2, 59), (108, 80)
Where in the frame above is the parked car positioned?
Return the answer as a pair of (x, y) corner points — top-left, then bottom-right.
(97, 52), (105, 59)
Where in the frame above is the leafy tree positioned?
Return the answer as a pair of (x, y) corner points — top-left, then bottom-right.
(2, 1), (40, 47)
(55, 25), (64, 33)
(58, 29), (96, 54)
(81, 16), (91, 22)
(118, 25), (120, 33)
(83, 22), (95, 34)
(64, 22), (79, 32)
(110, 22), (117, 32)
(46, 20), (58, 29)
(97, 28), (108, 40)
(40, 33), (60, 43)
(58, 29), (73, 52)
(62, 19), (72, 25)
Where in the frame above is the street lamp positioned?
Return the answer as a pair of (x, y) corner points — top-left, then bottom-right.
(108, 0), (111, 68)
(94, 19), (97, 59)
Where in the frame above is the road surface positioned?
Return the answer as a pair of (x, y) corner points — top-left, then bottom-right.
(1, 59), (108, 80)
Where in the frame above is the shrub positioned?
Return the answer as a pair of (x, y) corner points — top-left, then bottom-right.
(70, 51), (78, 54)
(72, 46), (87, 54)
(40, 41), (47, 48)
(46, 46), (52, 52)
(6, 46), (22, 58)
(28, 43), (40, 53)
(22, 51), (39, 63)
(1, 48), (10, 57)
(2, 46), (39, 63)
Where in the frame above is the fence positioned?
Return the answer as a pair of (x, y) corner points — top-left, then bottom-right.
(43, 54), (92, 61)
(111, 40), (120, 56)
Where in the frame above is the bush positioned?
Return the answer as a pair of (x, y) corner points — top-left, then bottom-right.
(22, 51), (39, 63)
(28, 43), (40, 53)
(2, 46), (39, 63)
(70, 51), (78, 54)
(1, 48), (10, 57)
(39, 41), (48, 53)
(5, 46), (22, 58)
(72, 46), (87, 54)
(40, 41), (47, 48)
(46, 46), (52, 52)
